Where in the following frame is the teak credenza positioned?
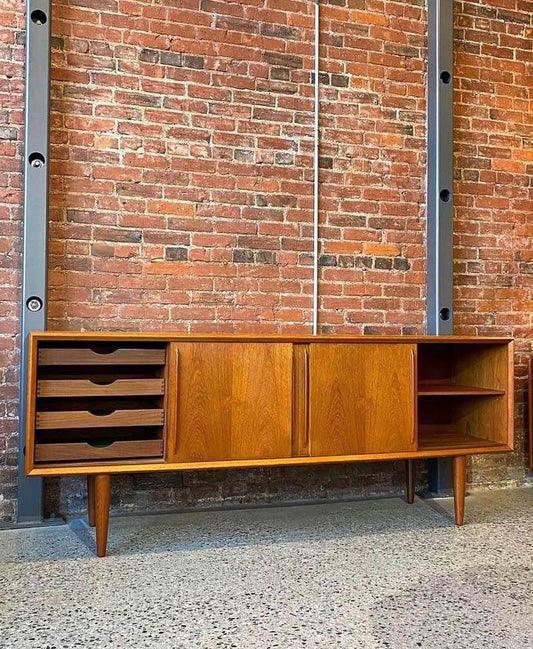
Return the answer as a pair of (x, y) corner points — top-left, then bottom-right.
(25, 333), (514, 556)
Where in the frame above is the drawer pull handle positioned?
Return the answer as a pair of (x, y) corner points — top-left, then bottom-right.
(90, 346), (119, 355)
(88, 439), (114, 448)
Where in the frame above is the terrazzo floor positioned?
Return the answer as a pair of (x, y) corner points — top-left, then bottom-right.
(1, 487), (532, 649)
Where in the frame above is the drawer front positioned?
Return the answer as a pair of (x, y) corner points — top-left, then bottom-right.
(36, 409), (165, 430)
(37, 378), (165, 398)
(35, 439), (164, 462)
(38, 347), (166, 366)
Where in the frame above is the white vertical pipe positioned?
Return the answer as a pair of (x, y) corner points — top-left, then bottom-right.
(312, 0), (320, 335)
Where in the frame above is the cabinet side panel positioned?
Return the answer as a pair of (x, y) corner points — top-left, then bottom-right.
(454, 343), (512, 446)
(24, 335), (39, 474)
(455, 397), (508, 445)
(453, 344), (509, 391)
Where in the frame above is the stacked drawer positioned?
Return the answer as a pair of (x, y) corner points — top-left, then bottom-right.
(33, 343), (167, 464)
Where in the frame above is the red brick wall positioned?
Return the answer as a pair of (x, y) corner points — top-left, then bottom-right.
(48, 0), (317, 333)
(0, 0), (24, 522)
(1, 1), (531, 522)
(454, 0), (533, 484)
(319, 0), (427, 334)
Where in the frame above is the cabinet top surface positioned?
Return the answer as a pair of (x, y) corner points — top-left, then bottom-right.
(29, 332), (513, 344)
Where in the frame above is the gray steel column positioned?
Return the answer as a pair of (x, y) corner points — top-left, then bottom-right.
(18, 1), (52, 523)
(427, 0), (454, 335)
(427, 0), (454, 493)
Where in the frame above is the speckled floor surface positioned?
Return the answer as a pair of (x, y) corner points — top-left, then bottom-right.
(1, 488), (532, 649)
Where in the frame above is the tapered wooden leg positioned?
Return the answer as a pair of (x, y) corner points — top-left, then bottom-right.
(405, 460), (415, 504)
(94, 474), (111, 557)
(452, 456), (467, 526)
(87, 475), (96, 527)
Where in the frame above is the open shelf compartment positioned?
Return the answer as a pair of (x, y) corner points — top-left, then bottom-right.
(416, 341), (510, 452)
(417, 393), (508, 452)
(417, 342), (509, 396)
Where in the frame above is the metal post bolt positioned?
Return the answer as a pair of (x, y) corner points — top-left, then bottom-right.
(26, 296), (43, 312)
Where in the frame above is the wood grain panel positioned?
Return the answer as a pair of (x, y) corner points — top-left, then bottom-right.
(170, 343), (293, 462)
(453, 343), (509, 393)
(308, 344), (416, 456)
(171, 343), (231, 461)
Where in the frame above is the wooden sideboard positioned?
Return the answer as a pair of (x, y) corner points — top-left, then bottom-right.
(25, 333), (514, 556)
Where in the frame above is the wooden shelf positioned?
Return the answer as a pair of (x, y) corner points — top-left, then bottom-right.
(418, 426), (507, 452)
(417, 383), (505, 396)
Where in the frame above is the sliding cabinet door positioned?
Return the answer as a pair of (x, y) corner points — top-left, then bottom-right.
(309, 344), (416, 456)
(168, 343), (293, 463)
